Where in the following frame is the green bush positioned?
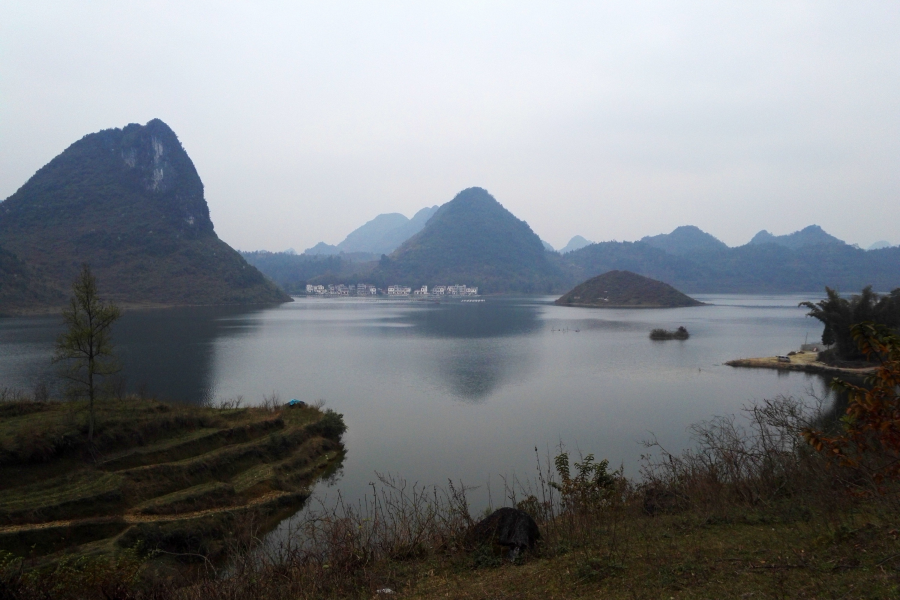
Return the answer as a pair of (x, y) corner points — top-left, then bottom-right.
(309, 409), (346, 440)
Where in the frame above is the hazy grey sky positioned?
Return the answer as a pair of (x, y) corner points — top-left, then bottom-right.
(2, 2), (898, 251)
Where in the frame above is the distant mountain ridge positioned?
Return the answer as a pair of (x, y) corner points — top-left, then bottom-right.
(245, 195), (899, 296)
(563, 236), (900, 293)
(0, 119), (288, 311)
(748, 225), (845, 249)
(254, 214), (900, 295)
(640, 225), (728, 256)
(305, 206), (439, 256)
(559, 235), (593, 254)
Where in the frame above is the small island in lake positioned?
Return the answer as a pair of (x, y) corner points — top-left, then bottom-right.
(555, 270), (704, 308)
(650, 326), (690, 340)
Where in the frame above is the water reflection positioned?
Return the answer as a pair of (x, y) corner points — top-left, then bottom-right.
(0, 315), (63, 394)
(406, 299), (542, 338)
(430, 338), (537, 401)
(406, 300), (542, 401)
(115, 306), (265, 404)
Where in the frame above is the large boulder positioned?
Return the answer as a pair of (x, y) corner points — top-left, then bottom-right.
(465, 507), (540, 559)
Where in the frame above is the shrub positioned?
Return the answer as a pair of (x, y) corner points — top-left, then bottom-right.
(649, 326), (689, 340)
(803, 322), (900, 493)
(308, 409), (346, 440)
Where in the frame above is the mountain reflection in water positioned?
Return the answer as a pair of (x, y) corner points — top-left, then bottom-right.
(408, 300), (541, 338)
(403, 300), (541, 401)
(114, 306), (266, 403)
(0, 306), (265, 404)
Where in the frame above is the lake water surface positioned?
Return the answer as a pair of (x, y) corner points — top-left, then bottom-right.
(0, 294), (833, 510)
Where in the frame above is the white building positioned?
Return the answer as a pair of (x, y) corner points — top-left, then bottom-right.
(413, 285), (428, 296)
(387, 285), (412, 296)
(432, 286), (446, 295)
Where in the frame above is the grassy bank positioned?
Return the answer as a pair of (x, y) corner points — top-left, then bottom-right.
(2, 394), (898, 598)
(0, 391), (345, 574)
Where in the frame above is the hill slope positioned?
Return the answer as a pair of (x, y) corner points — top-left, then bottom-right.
(305, 206), (440, 256)
(640, 225), (729, 256)
(748, 225), (845, 249)
(560, 235), (593, 254)
(375, 187), (561, 293)
(372, 206), (439, 253)
(556, 270), (703, 308)
(0, 246), (66, 312)
(561, 237), (900, 293)
(330, 213), (408, 254)
(0, 119), (289, 308)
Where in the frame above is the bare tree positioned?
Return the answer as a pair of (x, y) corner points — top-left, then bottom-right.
(54, 264), (121, 443)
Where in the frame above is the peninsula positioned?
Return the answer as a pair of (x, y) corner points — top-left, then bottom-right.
(0, 396), (345, 568)
(725, 351), (877, 379)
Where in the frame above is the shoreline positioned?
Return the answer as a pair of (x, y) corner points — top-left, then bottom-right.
(554, 301), (707, 309)
(725, 351), (876, 379)
(0, 299), (293, 318)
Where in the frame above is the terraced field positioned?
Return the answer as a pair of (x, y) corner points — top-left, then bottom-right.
(0, 396), (345, 564)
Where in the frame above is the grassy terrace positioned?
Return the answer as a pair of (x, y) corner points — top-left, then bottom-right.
(0, 394), (345, 568)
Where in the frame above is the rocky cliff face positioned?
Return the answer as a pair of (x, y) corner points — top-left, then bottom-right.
(0, 119), (289, 309)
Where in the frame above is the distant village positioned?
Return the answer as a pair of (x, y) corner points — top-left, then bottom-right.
(304, 283), (479, 297)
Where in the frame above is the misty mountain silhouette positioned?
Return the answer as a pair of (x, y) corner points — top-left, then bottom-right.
(748, 225), (845, 249)
(559, 235), (594, 254)
(305, 206), (440, 256)
(640, 225), (729, 256)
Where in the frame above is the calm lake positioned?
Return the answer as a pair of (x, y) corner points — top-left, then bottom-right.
(0, 294), (834, 510)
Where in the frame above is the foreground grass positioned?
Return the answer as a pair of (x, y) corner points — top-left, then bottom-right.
(399, 513), (899, 599)
(3, 496), (897, 599)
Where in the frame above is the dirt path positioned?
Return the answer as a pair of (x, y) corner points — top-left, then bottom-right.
(0, 490), (294, 535)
